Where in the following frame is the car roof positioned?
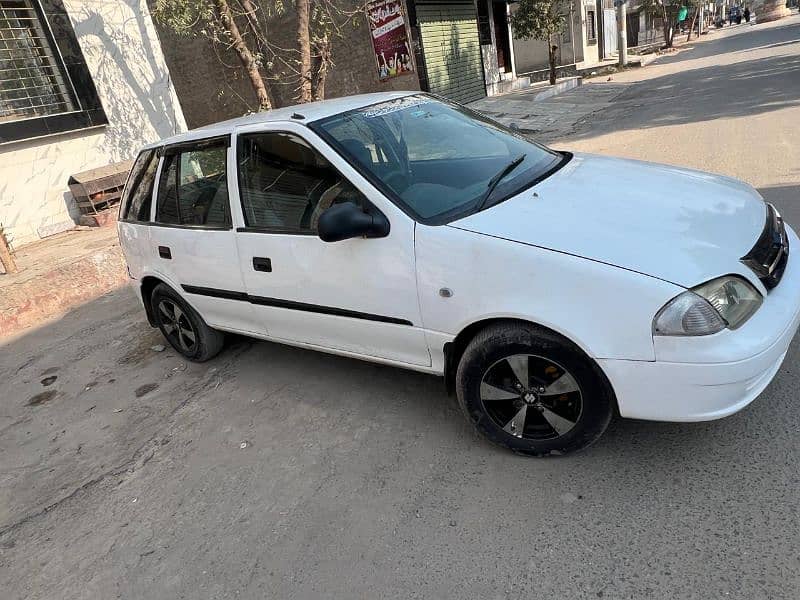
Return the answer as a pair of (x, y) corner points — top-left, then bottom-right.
(142, 91), (419, 151)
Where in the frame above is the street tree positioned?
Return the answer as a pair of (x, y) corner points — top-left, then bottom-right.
(641, 0), (699, 48)
(153, 0), (364, 110)
(508, 0), (567, 85)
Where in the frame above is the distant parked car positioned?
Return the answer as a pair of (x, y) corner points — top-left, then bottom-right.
(118, 92), (800, 456)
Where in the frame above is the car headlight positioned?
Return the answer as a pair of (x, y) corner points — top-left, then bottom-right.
(653, 276), (762, 336)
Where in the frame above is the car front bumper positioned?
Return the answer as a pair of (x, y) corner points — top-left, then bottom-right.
(599, 226), (800, 422)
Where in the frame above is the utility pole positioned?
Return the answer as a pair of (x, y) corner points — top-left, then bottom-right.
(616, 0), (628, 67)
(698, 4), (704, 37)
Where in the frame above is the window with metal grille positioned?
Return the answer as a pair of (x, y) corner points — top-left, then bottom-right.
(586, 9), (597, 41)
(0, 0), (75, 122)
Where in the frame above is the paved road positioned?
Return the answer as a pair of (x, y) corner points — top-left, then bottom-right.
(564, 17), (800, 220)
(2, 16), (800, 600)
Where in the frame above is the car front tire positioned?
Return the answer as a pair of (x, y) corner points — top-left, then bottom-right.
(455, 322), (614, 456)
(150, 283), (225, 362)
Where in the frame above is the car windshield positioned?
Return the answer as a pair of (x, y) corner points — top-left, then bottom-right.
(310, 94), (565, 224)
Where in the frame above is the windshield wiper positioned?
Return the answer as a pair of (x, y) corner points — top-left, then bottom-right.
(477, 154), (526, 211)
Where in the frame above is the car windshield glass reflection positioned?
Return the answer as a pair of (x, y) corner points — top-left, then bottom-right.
(312, 95), (564, 223)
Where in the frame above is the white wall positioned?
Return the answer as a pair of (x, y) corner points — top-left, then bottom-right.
(480, 0), (501, 95)
(509, 0), (582, 75)
(581, 1), (600, 66)
(0, 0), (186, 248)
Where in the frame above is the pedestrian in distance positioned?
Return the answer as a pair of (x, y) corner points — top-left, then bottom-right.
(744, 7), (751, 22)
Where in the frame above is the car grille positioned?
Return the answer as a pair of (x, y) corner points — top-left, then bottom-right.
(741, 203), (789, 291)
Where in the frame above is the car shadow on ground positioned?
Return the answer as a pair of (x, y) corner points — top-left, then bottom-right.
(3, 287), (800, 598)
(758, 184), (800, 212)
(3, 286), (799, 521)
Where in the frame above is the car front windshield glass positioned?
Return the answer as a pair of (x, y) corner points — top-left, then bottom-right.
(311, 94), (563, 223)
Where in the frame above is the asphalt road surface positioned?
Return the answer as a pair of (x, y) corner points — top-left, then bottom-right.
(2, 16), (799, 600)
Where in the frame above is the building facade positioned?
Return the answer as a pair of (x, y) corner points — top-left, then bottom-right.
(0, 0), (185, 248)
(151, 0), (614, 127)
(148, 0), (422, 129)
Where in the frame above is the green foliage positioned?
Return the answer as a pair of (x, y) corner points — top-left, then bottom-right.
(152, 0), (214, 37)
(508, 0), (567, 42)
(639, 0), (699, 19)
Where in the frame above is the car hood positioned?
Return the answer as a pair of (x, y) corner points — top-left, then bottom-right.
(449, 153), (767, 288)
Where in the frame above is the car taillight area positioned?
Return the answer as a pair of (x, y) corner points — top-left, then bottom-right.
(741, 203), (789, 291)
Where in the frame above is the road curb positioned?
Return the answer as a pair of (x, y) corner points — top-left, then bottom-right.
(0, 245), (128, 338)
(530, 76), (582, 101)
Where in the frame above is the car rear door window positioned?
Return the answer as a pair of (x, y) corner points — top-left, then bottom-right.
(120, 149), (159, 222)
(154, 143), (231, 228)
(237, 132), (367, 233)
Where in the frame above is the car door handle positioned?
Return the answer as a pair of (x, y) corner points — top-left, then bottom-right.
(158, 246), (172, 259)
(253, 257), (272, 272)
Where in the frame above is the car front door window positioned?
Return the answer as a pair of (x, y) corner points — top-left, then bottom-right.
(237, 132), (367, 233)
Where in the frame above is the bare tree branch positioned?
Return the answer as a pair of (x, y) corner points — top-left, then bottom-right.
(213, 0), (274, 110)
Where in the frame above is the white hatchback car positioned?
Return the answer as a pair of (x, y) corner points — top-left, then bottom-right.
(118, 92), (800, 456)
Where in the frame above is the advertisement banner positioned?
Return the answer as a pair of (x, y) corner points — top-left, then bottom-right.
(366, 0), (413, 80)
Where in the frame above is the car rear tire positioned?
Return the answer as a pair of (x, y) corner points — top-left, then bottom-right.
(455, 322), (614, 456)
(151, 283), (225, 362)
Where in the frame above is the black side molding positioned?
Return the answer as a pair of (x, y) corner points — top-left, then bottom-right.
(248, 295), (412, 325)
(182, 285), (247, 301)
(181, 285), (412, 326)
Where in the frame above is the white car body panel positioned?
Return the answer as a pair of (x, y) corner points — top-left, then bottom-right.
(415, 223), (683, 362)
(602, 228), (800, 420)
(452, 153), (767, 290)
(115, 91), (800, 427)
(117, 220), (149, 279)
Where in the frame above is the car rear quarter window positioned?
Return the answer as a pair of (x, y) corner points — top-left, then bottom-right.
(120, 149), (159, 222)
(154, 143), (231, 228)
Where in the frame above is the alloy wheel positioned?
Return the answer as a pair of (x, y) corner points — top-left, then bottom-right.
(157, 299), (197, 354)
(480, 354), (583, 440)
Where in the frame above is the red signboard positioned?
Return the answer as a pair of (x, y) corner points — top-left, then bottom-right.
(366, 0), (413, 80)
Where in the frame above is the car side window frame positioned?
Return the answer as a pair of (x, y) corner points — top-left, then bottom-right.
(150, 135), (234, 231)
(234, 129), (380, 236)
(119, 148), (159, 224)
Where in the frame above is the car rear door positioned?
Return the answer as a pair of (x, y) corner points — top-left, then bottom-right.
(147, 136), (257, 334)
(230, 123), (430, 367)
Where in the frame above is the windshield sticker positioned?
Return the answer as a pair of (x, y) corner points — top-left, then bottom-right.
(359, 95), (432, 118)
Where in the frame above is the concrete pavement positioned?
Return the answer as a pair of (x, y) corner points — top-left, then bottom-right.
(2, 16), (800, 599)
(470, 80), (630, 143)
(0, 227), (126, 337)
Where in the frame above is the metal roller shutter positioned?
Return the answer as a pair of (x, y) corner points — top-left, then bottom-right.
(416, 1), (486, 104)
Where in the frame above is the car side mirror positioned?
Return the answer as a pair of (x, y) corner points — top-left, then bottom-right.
(317, 202), (390, 243)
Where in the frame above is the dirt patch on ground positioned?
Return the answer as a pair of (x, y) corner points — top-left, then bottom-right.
(135, 383), (159, 398)
(26, 390), (58, 406)
(118, 331), (164, 366)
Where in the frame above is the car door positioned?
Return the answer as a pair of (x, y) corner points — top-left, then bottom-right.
(147, 136), (257, 334)
(231, 124), (430, 367)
